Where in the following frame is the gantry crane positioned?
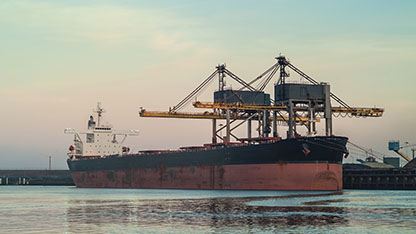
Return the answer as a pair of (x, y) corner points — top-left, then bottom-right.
(139, 55), (384, 144)
(388, 141), (416, 162)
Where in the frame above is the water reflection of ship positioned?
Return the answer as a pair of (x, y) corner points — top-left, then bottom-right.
(64, 193), (349, 231)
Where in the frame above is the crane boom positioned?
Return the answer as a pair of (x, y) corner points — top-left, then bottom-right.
(193, 101), (384, 117)
(139, 109), (311, 121)
(140, 109), (241, 120)
(394, 150), (411, 162)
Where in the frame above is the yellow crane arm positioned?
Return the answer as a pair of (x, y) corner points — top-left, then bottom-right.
(331, 107), (384, 117)
(139, 109), (312, 121)
(140, 109), (230, 119)
(193, 101), (286, 111)
(193, 101), (384, 117)
(394, 150), (411, 162)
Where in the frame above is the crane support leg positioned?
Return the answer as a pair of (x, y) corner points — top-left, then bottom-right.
(312, 109), (317, 135)
(262, 110), (267, 137)
(324, 84), (332, 136)
(248, 119), (252, 139)
(288, 100), (294, 138)
(212, 119), (217, 144)
(273, 111), (278, 137)
(307, 101), (312, 136)
(225, 109), (231, 143)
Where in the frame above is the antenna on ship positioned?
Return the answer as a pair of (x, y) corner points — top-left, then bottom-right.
(94, 102), (106, 127)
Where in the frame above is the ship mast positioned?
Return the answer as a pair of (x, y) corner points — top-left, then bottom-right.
(94, 102), (106, 127)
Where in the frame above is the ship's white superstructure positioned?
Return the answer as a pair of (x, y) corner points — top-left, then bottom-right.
(65, 103), (139, 159)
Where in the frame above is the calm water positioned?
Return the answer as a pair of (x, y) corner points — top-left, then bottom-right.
(0, 186), (415, 233)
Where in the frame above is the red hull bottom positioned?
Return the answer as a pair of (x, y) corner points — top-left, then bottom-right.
(71, 163), (342, 191)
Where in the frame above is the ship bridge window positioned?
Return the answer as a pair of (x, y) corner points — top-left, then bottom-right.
(86, 133), (94, 143)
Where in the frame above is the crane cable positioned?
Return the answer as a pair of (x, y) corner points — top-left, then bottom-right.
(242, 63), (279, 90)
(171, 70), (218, 112)
(347, 141), (388, 161)
(286, 63), (351, 109)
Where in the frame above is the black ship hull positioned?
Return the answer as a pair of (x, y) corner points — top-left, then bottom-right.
(67, 136), (348, 190)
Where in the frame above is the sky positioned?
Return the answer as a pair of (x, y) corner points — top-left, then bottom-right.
(0, 0), (415, 169)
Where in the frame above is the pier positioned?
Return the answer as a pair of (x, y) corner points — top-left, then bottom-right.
(343, 168), (416, 190)
(0, 170), (74, 186)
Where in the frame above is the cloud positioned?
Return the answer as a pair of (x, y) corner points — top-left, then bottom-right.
(0, 1), (201, 50)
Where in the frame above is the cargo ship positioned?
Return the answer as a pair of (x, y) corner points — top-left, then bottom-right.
(66, 56), (383, 191)
(66, 103), (347, 190)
